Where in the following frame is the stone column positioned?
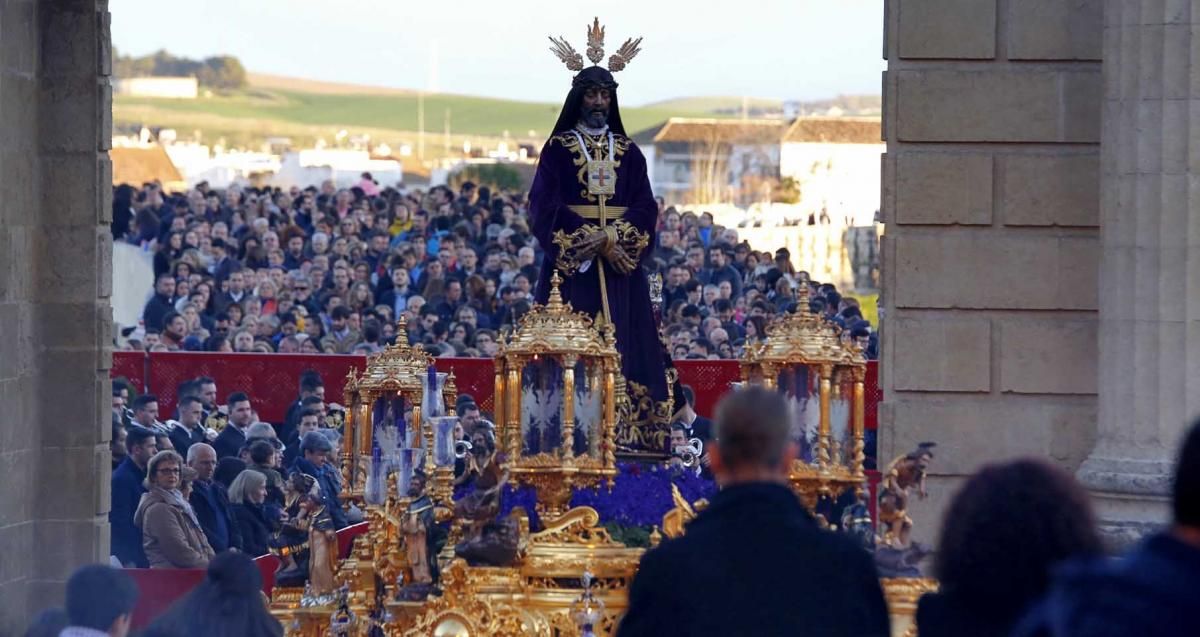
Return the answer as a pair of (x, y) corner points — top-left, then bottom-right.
(881, 0), (1103, 546)
(0, 1), (112, 630)
(1078, 0), (1200, 545)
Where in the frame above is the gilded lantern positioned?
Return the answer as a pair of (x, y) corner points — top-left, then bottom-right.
(740, 285), (868, 511)
(495, 271), (621, 521)
(342, 317), (447, 505)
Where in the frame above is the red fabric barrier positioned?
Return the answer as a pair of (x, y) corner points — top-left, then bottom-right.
(111, 350), (146, 393)
(256, 553), (281, 597)
(337, 521), (371, 560)
(112, 352), (878, 426)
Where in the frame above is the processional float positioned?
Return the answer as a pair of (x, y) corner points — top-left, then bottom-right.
(270, 277), (933, 636)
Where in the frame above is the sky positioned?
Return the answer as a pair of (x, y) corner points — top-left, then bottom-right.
(110, 0), (883, 106)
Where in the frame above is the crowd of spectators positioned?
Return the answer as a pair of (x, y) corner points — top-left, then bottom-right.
(108, 372), (349, 577)
(115, 176), (877, 361)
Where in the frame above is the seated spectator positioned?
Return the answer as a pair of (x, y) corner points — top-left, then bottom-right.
(146, 552), (283, 637)
(916, 460), (1101, 637)
(58, 564), (138, 637)
(135, 450), (216, 569)
(618, 387), (888, 637)
(1013, 419), (1200, 637)
(110, 426), (157, 568)
(245, 438), (286, 518)
(292, 431), (348, 529)
(283, 408), (321, 468)
(186, 443), (243, 553)
(228, 469), (274, 557)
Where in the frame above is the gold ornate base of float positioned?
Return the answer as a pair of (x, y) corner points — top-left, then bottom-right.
(273, 505), (644, 637)
(882, 577), (938, 637)
(396, 506), (642, 636)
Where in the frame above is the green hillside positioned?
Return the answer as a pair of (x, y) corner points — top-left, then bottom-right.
(113, 86), (727, 151)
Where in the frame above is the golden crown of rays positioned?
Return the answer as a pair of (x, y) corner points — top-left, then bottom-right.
(548, 17), (643, 73)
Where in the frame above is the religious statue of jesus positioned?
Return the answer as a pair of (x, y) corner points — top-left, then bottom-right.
(529, 18), (676, 456)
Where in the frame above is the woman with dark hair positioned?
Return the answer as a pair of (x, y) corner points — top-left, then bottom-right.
(915, 459), (1102, 637)
(147, 551), (283, 637)
(743, 315), (768, 343)
(154, 231), (185, 277)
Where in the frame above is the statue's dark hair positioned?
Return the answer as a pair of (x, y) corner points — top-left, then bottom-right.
(550, 66), (627, 136)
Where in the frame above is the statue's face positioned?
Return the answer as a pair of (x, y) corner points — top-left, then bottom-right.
(579, 87), (611, 128)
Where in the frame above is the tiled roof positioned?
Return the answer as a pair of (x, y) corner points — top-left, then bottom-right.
(111, 146), (184, 185)
(632, 118), (787, 146)
(782, 117), (881, 144)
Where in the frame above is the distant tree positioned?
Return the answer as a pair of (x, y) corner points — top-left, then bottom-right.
(111, 48), (247, 90)
(452, 164), (523, 192)
(196, 56), (247, 90)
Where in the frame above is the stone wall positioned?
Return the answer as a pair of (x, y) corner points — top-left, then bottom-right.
(0, 1), (111, 631)
(879, 0), (1103, 546)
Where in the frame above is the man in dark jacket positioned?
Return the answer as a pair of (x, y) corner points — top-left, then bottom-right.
(168, 395), (209, 454)
(292, 431), (348, 529)
(110, 426), (158, 567)
(280, 370), (324, 443)
(618, 387), (889, 637)
(141, 272), (176, 332)
(1013, 419), (1200, 637)
(186, 443), (242, 553)
(212, 392), (253, 459)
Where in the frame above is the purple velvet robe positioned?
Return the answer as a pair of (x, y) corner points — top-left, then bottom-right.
(529, 130), (671, 455)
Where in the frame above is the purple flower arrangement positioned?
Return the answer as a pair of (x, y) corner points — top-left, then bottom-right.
(452, 461), (718, 531)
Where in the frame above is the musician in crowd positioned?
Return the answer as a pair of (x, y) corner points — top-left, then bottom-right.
(674, 385), (713, 444)
(168, 395), (214, 453)
(130, 393), (170, 436)
(666, 423), (709, 479)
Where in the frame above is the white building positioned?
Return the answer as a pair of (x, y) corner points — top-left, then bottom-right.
(271, 150), (402, 189)
(114, 76), (199, 99)
(779, 117), (883, 226)
(633, 118), (785, 207)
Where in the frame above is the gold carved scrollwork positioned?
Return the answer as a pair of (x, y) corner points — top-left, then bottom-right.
(401, 560), (539, 637)
(607, 219), (650, 265)
(553, 132), (629, 202)
(552, 223), (601, 276)
(614, 380), (672, 455)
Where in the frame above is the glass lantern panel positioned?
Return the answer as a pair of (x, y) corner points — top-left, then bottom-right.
(831, 371), (853, 466)
(778, 363), (817, 463)
(572, 357), (603, 459)
(520, 358), (564, 457)
(431, 416), (459, 468)
(421, 368), (448, 419)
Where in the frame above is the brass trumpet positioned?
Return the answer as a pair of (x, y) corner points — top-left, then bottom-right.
(675, 438), (704, 468)
(454, 439), (473, 459)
